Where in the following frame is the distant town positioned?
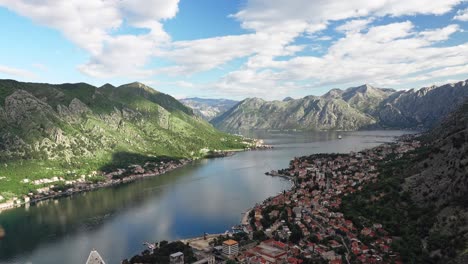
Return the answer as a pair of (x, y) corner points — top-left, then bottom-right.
(116, 135), (421, 264)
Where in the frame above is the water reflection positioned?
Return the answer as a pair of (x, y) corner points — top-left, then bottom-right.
(0, 166), (195, 262)
(0, 130), (410, 264)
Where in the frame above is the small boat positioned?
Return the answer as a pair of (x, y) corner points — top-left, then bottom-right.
(338, 135), (342, 139)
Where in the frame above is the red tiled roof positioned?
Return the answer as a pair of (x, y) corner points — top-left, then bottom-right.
(287, 257), (303, 264)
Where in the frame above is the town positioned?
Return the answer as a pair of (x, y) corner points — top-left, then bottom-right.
(0, 158), (192, 212)
(132, 136), (422, 264)
(0, 138), (272, 212)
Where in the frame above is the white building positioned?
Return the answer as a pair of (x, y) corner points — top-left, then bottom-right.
(222, 239), (239, 256)
(170, 251), (184, 264)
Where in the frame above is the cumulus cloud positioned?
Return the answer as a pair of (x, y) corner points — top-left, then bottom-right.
(160, 0), (464, 97)
(454, 8), (468, 21)
(157, 33), (305, 75)
(419, 24), (461, 41)
(336, 18), (375, 33)
(0, 0), (180, 77)
(197, 21), (466, 99)
(234, 0), (462, 33)
(0, 0), (466, 99)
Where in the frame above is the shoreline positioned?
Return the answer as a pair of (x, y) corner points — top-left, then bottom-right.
(172, 173), (295, 249)
(176, 135), (410, 248)
(0, 145), (274, 213)
(0, 158), (192, 212)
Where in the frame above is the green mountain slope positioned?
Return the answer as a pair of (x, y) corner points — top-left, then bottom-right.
(0, 79), (246, 198)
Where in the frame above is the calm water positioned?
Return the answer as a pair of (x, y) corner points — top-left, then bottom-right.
(0, 130), (410, 264)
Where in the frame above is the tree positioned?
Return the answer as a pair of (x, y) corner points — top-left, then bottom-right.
(253, 230), (267, 241)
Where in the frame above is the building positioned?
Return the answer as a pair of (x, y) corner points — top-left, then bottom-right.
(223, 239), (239, 256)
(192, 256), (215, 264)
(85, 250), (105, 264)
(170, 252), (184, 264)
(248, 241), (288, 263)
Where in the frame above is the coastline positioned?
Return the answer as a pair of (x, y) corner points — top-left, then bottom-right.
(0, 144), (274, 214)
(119, 132), (411, 263)
(174, 135), (413, 251)
(234, 133), (420, 263)
(172, 172), (295, 250)
(0, 158), (192, 213)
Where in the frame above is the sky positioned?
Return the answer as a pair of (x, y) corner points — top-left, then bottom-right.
(0, 0), (467, 100)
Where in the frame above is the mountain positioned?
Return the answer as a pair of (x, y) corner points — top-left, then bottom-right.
(377, 80), (468, 128)
(342, 99), (468, 263)
(180, 97), (238, 121)
(212, 80), (468, 132)
(0, 80), (246, 197)
(402, 100), (468, 263)
(211, 96), (375, 131)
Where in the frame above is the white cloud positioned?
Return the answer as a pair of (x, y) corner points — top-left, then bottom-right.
(0, 65), (36, 78)
(454, 8), (468, 21)
(208, 21), (467, 99)
(157, 33), (305, 75)
(419, 24), (460, 41)
(406, 64), (468, 82)
(78, 0), (465, 79)
(316, 36), (333, 41)
(0, 0), (465, 99)
(0, 0), (180, 78)
(234, 0), (462, 33)
(212, 69), (296, 99)
(152, 0), (465, 99)
(336, 18), (375, 33)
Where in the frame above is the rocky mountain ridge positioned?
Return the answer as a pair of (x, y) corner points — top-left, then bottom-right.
(211, 80), (468, 132)
(180, 97), (238, 121)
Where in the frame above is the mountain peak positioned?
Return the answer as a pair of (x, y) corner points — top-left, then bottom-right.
(118, 82), (159, 94)
(283, 96), (294, 102)
(124, 81), (148, 88)
(322, 88), (343, 99)
(355, 84), (375, 92)
(99, 83), (115, 89)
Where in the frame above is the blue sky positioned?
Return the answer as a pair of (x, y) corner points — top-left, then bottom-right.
(0, 0), (467, 100)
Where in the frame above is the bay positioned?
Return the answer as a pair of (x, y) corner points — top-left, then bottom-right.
(0, 130), (410, 264)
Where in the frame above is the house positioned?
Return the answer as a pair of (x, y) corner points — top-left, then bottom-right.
(361, 227), (372, 236)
